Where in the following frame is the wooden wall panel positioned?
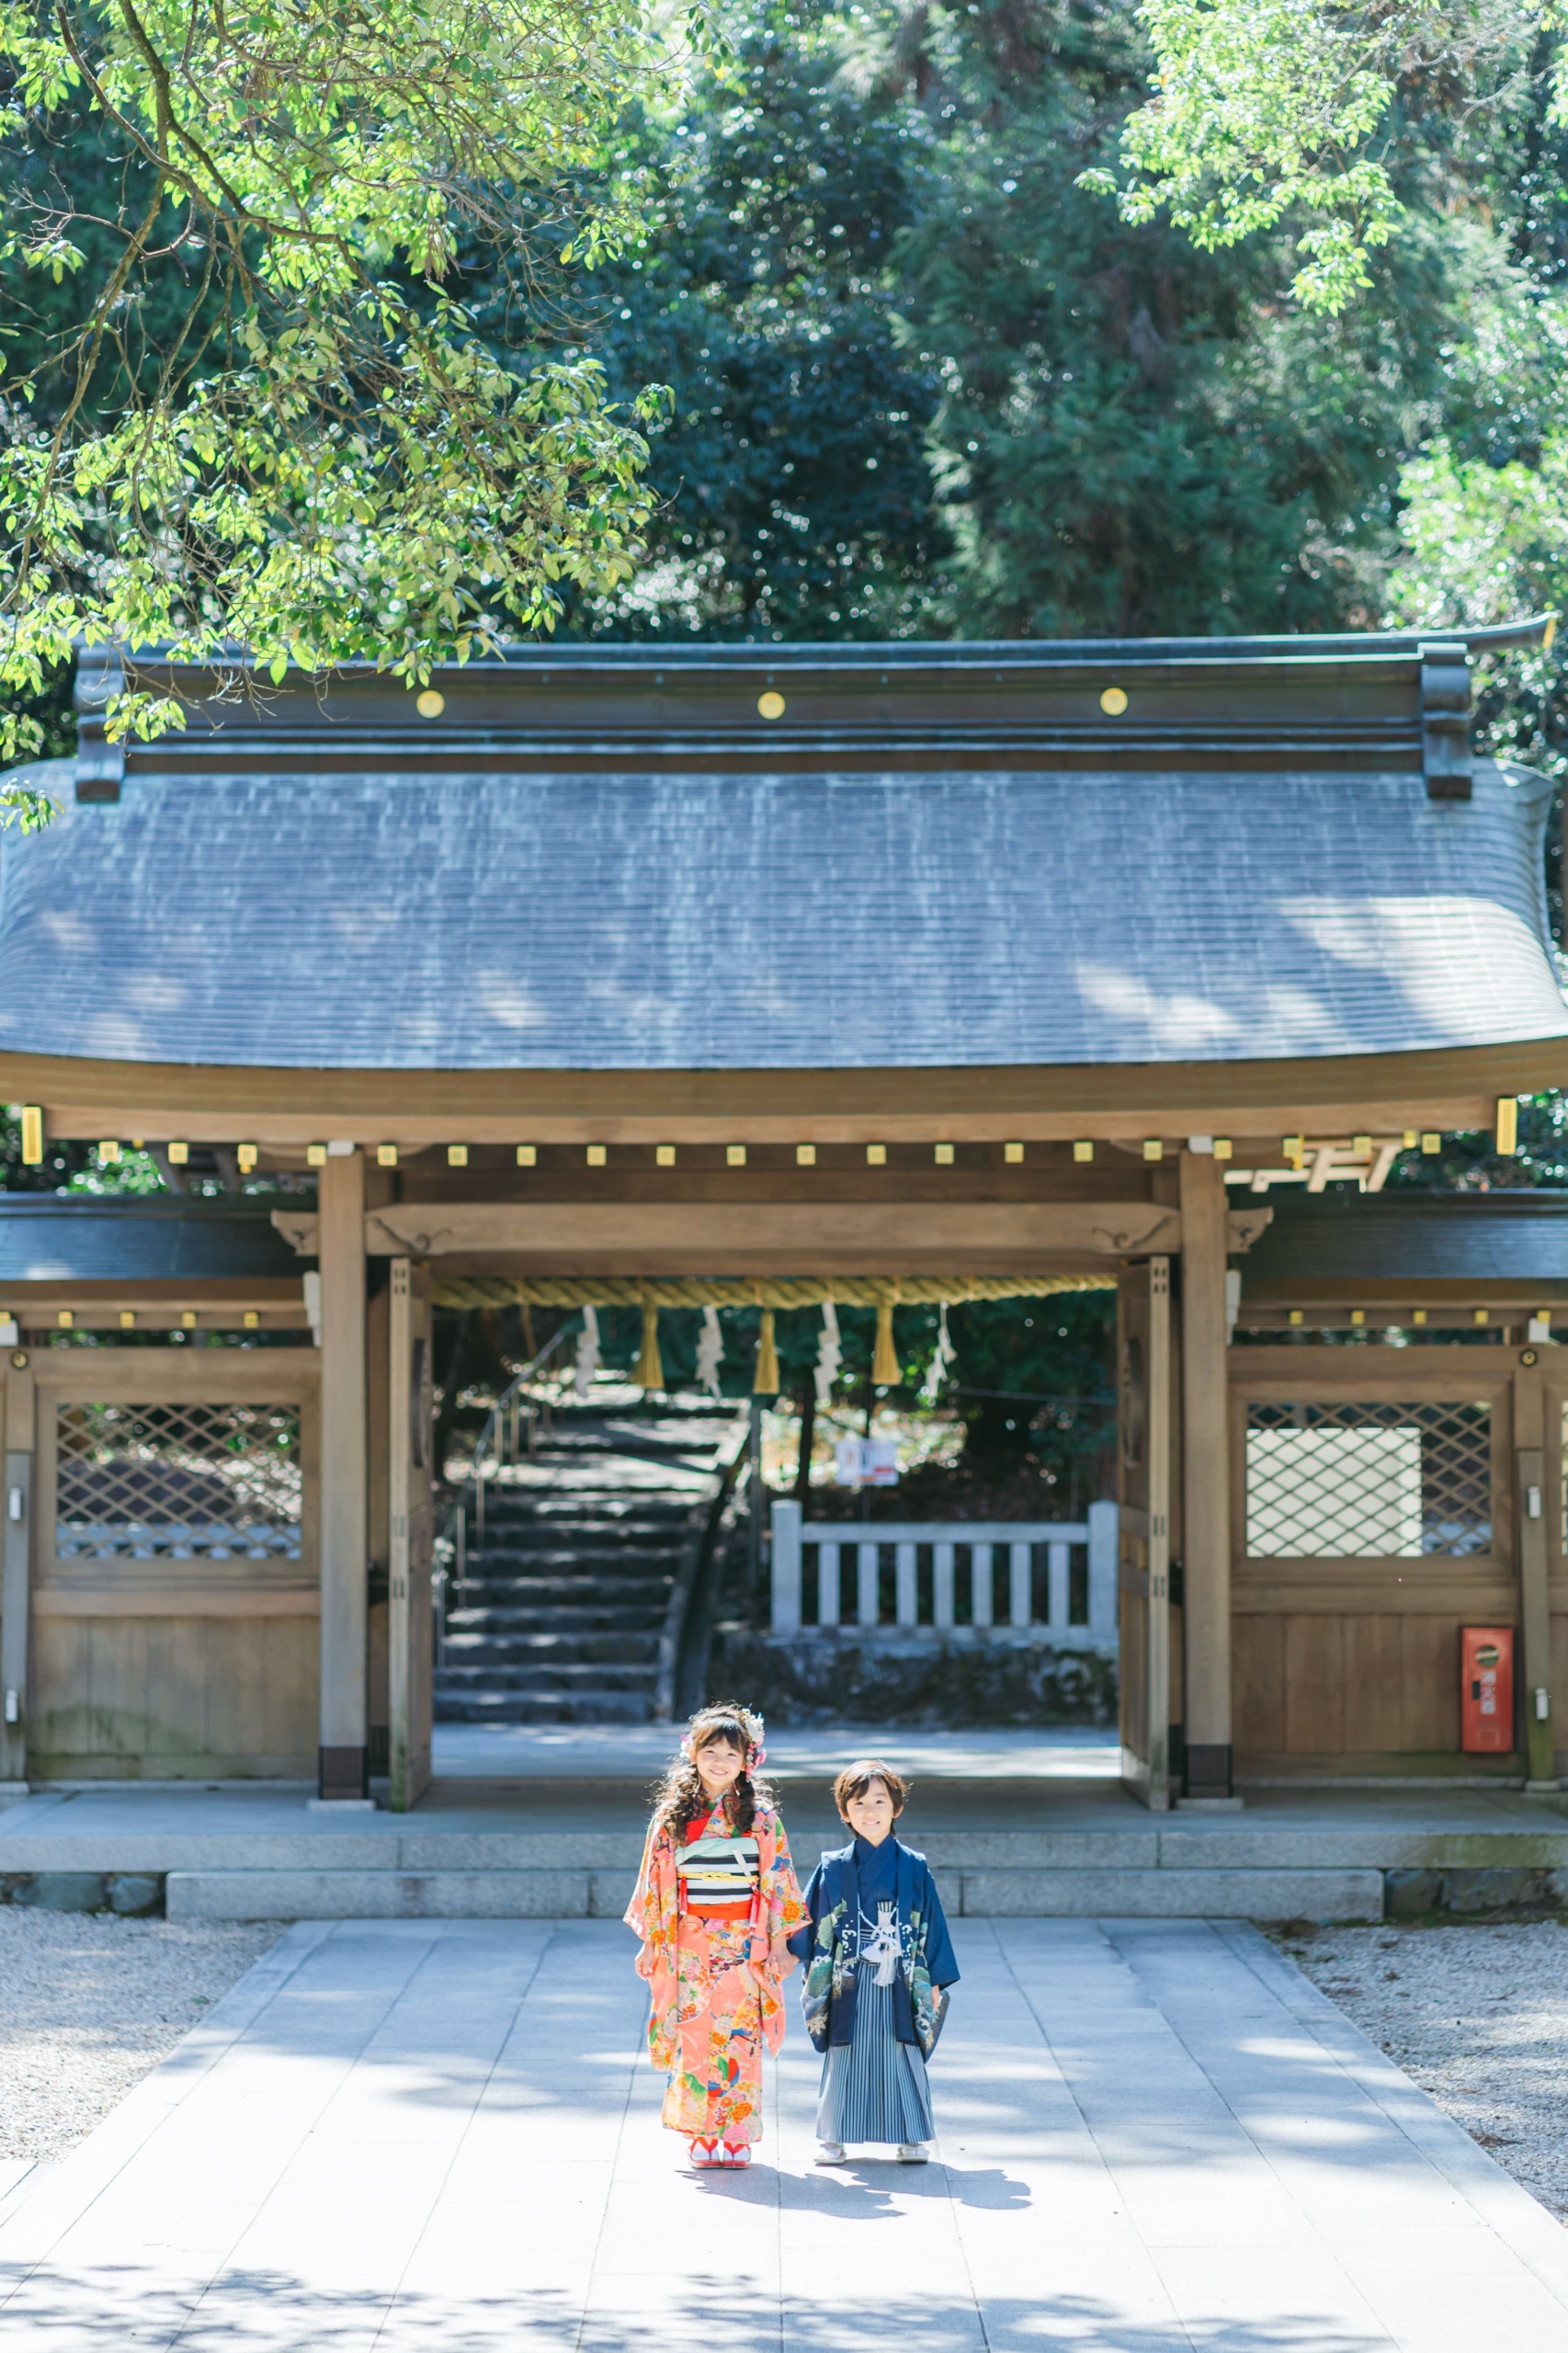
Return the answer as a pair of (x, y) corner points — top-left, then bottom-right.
(1236, 1610), (1482, 1760)
(1401, 1616), (1460, 1752)
(1233, 1615), (1283, 1754)
(23, 1347), (322, 1779)
(1344, 1615), (1402, 1746)
(1284, 1618), (1344, 1753)
(1230, 1347), (1519, 1773)
(30, 1615), (316, 1776)
(145, 1619), (210, 1759)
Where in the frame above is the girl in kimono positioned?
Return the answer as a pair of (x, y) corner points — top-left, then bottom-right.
(625, 1702), (806, 2171)
(788, 1757), (960, 2165)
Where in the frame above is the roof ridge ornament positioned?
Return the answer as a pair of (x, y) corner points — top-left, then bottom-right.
(1419, 640), (1471, 801)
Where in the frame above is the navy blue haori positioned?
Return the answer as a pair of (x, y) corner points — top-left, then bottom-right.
(790, 1834), (958, 2147)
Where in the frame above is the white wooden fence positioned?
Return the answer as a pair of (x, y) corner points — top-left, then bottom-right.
(769, 1500), (1118, 1648)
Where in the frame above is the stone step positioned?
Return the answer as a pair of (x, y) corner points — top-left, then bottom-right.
(463, 1524), (697, 1543)
(445, 1605), (665, 1634)
(451, 1575), (673, 1607)
(439, 1631), (662, 1665)
(434, 1660), (659, 1695)
(161, 1865), (1386, 1923)
(462, 1542), (684, 1570)
(438, 1412), (740, 1726)
(494, 1488), (706, 1508)
(431, 1690), (654, 1726)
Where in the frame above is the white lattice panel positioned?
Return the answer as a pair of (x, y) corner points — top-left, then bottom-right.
(1245, 1401), (1491, 1560)
(55, 1401), (303, 1560)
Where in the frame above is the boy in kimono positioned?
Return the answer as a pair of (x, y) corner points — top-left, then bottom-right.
(788, 1757), (959, 2164)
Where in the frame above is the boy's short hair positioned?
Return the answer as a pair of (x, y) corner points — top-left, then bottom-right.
(834, 1757), (908, 1816)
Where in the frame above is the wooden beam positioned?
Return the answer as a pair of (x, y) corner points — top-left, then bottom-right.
(317, 1149), (368, 1796)
(0, 1037), (1551, 1137)
(363, 1202), (1189, 1262)
(11, 1308), (309, 1334)
(32, 1588), (320, 1618)
(1179, 1152), (1233, 1798)
(1237, 1298), (1568, 1317)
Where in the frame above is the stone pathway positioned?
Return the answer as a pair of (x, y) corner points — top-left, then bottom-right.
(3, 1916), (1568, 2349)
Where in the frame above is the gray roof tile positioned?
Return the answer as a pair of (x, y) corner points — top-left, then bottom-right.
(0, 758), (1561, 1069)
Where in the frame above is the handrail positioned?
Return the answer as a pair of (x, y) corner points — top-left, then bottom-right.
(467, 1314), (579, 1544)
(653, 1416), (750, 1723)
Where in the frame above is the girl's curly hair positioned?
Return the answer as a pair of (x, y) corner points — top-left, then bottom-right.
(651, 1703), (774, 1840)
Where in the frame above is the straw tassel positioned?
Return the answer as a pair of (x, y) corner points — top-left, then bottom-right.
(753, 1307), (779, 1395)
(872, 1300), (902, 1387)
(634, 1302), (664, 1392)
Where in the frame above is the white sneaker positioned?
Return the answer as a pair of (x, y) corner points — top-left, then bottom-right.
(896, 2143), (928, 2163)
(815, 2142), (847, 2165)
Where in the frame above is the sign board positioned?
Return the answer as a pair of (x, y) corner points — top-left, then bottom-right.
(833, 1437), (899, 1487)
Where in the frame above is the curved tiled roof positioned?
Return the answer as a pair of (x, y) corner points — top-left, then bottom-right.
(0, 755), (1562, 1071)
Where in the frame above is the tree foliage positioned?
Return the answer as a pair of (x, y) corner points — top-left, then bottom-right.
(0, 0), (693, 797)
(557, 0), (1537, 642)
(1084, 0), (1551, 311)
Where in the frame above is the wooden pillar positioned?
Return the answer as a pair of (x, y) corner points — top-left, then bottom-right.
(1147, 1256), (1172, 1812)
(317, 1149), (369, 1801)
(0, 1360), (35, 1790)
(388, 1257), (434, 1813)
(1179, 1150), (1233, 1800)
(1514, 1360), (1554, 1786)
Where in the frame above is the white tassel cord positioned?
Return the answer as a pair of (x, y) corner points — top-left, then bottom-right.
(573, 1305), (601, 1404)
(696, 1304), (725, 1399)
(814, 1302), (842, 1408)
(920, 1301), (956, 1405)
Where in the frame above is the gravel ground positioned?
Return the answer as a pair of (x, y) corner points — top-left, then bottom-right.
(0, 1910), (280, 2161)
(1281, 1919), (1568, 2220)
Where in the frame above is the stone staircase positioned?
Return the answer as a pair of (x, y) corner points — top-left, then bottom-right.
(433, 1399), (746, 1726)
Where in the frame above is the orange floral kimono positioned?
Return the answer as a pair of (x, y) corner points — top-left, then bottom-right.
(625, 1799), (806, 2145)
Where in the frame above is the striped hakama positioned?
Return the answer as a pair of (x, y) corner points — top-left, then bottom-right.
(816, 1966), (935, 2147)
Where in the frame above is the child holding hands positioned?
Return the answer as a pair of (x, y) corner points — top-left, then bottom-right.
(625, 1703), (805, 2170)
(789, 1757), (960, 2165)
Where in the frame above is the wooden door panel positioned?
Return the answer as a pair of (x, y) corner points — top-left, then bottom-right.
(1233, 1615), (1283, 1754)
(1284, 1617), (1344, 1753)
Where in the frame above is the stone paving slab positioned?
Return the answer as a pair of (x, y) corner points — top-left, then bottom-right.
(4, 1915), (1568, 2348)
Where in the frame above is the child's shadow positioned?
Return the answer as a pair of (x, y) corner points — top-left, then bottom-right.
(690, 2165), (900, 2216)
(795, 2160), (1031, 2212)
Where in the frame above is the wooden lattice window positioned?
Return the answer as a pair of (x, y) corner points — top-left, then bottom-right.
(1244, 1401), (1492, 1559)
(54, 1401), (303, 1561)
